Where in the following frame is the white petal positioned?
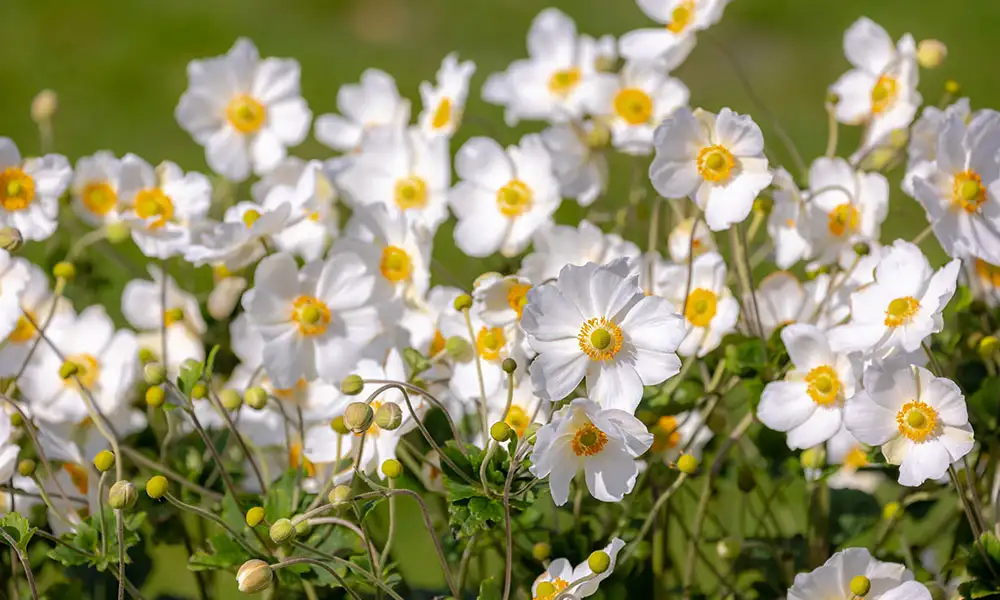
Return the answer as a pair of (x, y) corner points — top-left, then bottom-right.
(757, 381), (815, 432)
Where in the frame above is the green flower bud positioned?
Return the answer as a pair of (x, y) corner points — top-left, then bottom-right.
(191, 382), (208, 399)
(330, 416), (349, 435)
(237, 559), (273, 594)
(138, 348), (156, 365)
(945, 80), (961, 95)
(381, 458), (403, 479)
(17, 459), (35, 478)
(852, 242), (871, 257)
(108, 480), (138, 510)
(716, 538), (742, 560)
(344, 402), (374, 433)
(59, 360), (79, 379)
(490, 421), (512, 442)
(145, 386), (166, 408)
(52, 261), (75, 280)
(293, 517), (311, 537)
(737, 466), (756, 493)
(445, 336), (472, 359)
(532, 542), (551, 561)
(143, 363), (166, 386)
(104, 221), (130, 245)
(850, 575), (871, 597)
(587, 550), (611, 574)
(340, 374), (364, 396)
(502, 358), (517, 374)
(677, 454), (698, 474)
(9, 413), (23, 428)
(917, 39), (947, 69)
(220, 389), (243, 411)
(0, 227), (22, 253)
(825, 92), (840, 105)
(329, 485), (353, 506)
(245, 507), (265, 527)
(453, 294), (473, 312)
(269, 518), (295, 544)
(93, 450), (115, 473)
(145, 475), (168, 500)
(374, 403), (403, 431)
(244, 387), (268, 410)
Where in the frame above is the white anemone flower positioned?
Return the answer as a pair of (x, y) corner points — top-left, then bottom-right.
(532, 538), (626, 599)
(650, 107), (773, 231)
(450, 135), (561, 257)
(0, 138), (71, 241)
(619, 0), (730, 66)
(175, 38), (311, 182)
(241, 252), (383, 388)
(650, 410), (713, 464)
(71, 151), (127, 226)
(185, 200), (293, 271)
(754, 272), (851, 337)
(531, 398), (652, 505)
(845, 364), (974, 487)
(438, 305), (513, 403)
(758, 324), (859, 449)
(968, 258), (1000, 308)
(315, 69), (409, 152)
(654, 251), (739, 357)
(826, 426), (884, 494)
(667, 216), (715, 264)
(905, 98), (971, 183)
(520, 220), (640, 284)
(767, 167), (812, 269)
(475, 274), (534, 328)
(787, 548), (926, 600)
(829, 240), (960, 356)
(418, 53), (476, 139)
(252, 158), (338, 262)
(541, 121), (609, 207)
(0, 263), (73, 376)
(522, 259), (683, 410)
(0, 250), (29, 341)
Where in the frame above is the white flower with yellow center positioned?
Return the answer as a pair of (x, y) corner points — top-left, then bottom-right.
(541, 121), (610, 207)
(175, 38), (311, 182)
(968, 258), (1000, 308)
(801, 157), (889, 266)
(119, 156), (212, 259)
(829, 18), (921, 157)
(649, 107), (773, 231)
(767, 167), (812, 269)
(486, 375), (546, 443)
(829, 240), (960, 356)
(0, 250), (29, 342)
(905, 98), (970, 189)
(0, 138), (70, 241)
(531, 538), (626, 600)
(71, 151), (127, 226)
(438, 305), (513, 403)
(450, 135), (561, 257)
(521, 220), (640, 284)
(787, 548), (926, 600)
(909, 110), (1000, 265)
(315, 69), (409, 152)
(0, 263), (73, 377)
(654, 252), (739, 357)
(758, 324), (859, 450)
(338, 124), (451, 233)
(825, 426), (884, 494)
(419, 53), (476, 139)
(667, 216), (715, 263)
(242, 251), (383, 388)
(531, 399), (651, 505)
(475, 274), (534, 327)
(591, 60), (689, 156)
(185, 200), (293, 271)
(619, 0), (730, 66)
(252, 158), (339, 262)
(650, 410), (713, 464)
(846, 364), (973, 487)
(522, 259), (683, 411)
(754, 272), (851, 337)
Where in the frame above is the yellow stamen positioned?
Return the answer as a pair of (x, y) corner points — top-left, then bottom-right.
(394, 176), (428, 211)
(613, 88), (654, 125)
(952, 170), (987, 214)
(226, 94), (266, 134)
(684, 288), (718, 328)
(134, 188), (175, 230)
(696, 145), (735, 183)
(380, 246), (412, 283)
(0, 168), (35, 212)
(548, 68), (582, 97)
(805, 364), (841, 406)
(81, 182), (118, 216)
(476, 326), (506, 361)
(896, 400), (937, 441)
(571, 423), (609, 457)
(496, 179), (533, 218)
(885, 296), (920, 328)
(291, 296), (331, 336)
(577, 317), (623, 361)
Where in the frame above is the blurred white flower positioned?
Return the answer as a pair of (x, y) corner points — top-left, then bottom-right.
(619, 0), (730, 66)
(654, 251), (739, 357)
(667, 216), (715, 264)
(767, 168), (812, 269)
(315, 69), (409, 152)
(418, 53), (476, 139)
(71, 151), (128, 226)
(0, 138), (70, 241)
(252, 158), (338, 261)
(521, 220), (640, 284)
(541, 121), (609, 207)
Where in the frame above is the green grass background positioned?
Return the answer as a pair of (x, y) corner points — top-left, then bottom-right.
(3, 0), (999, 597)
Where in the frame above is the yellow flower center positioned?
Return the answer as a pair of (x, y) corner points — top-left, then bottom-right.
(952, 170), (987, 214)
(496, 179), (533, 218)
(975, 259), (1000, 288)
(505, 405), (530, 438)
(534, 579), (570, 600)
(667, 0), (695, 33)
(62, 354), (101, 390)
(870, 75), (898, 115)
(884, 296), (920, 328)
(896, 400), (938, 442)
(652, 415), (681, 453)
(289, 441), (317, 478)
(571, 422), (609, 457)
(614, 88), (654, 125)
(506, 283), (531, 320)
(827, 203), (860, 237)
(380, 246), (412, 283)
(431, 98), (452, 130)
(7, 311), (36, 344)
(476, 326), (506, 361)
(684, 288), (718, 328)
(0, 167), (35, 212)
(273, 379), (309, 403)
(843, 445), (869, 471)
(548, 68), (582, 97)
(696, 145), (735, 183)
(163, 307), (185, 327)
(81, 182), (118, 216)
(394, 176), (428, 211)
(577, 317), (623, 361)
(242, 209), (261, 228)
(226, 93), (267, 134)
(134, 188), (175, 230)
(429, 329), (447, 357)
(805, 364), (841, 406)
(291, 295), (332, 336)
(62, 463), (89, 496)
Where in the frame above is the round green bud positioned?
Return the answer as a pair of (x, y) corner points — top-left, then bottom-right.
(381, 458), (403, 479)
(93, 450), (115, 473)
(502, 358), (517, 374)
(445, 336), (472, 359)
(59, 360), (79, 379)
(220, 389), (243, 411)
(191, 382), (208, 400)
(145, 475), (168, 500)
(143, 363), (166, 386)
(882, 501), (901, 521)
(737, 466), (756, 493)
(374, 403), (403, 431)
(269, 518), (295, 544)
(9, 413), (23, 428)
(490, 421), (512, 442)
(917, 39), (947, 69)
(677, 454), (698, 475)
(535, 582), (557, 597)
(137, 348), (156, 365)
(587, 550), (611, 575)
(294, 518), (311, 537)
(453, 294), (473, 312)
(945, 80), (961, 95)
(531, 542), (551, 561)
(850, 575), (871, 597)
(104, 221), (130, 245)
(108, 480), (138, 511)
(800, 447), (825, 470)
(330, 416), (349, 435)
(978, 335), (999, 359)
(0, 227), (22, 253)
(17, 459), (35, 478)
(329, 485), (353, 506)
(244, 387), (268, 410)
(145, 386), (166, 408)
(237, 559), (273, 594)
(52, 261), (75, 281)
(245, 507), (265, 528)
(344, 402), (374, 433)
(852, 242), (871, 257)
(340, 374), (364, 396)
(716, 538), (742, 560)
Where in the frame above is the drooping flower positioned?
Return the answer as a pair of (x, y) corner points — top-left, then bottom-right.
(0, 138), (71, 241)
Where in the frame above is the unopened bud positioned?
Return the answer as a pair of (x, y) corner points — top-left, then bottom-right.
(374, 403), (403, 431)
(104, 221), (130, 245)
(145, 475), (168, 500)
(502, 358), (517, 374)
(245, 507), (265, 528)
(191, 382), (208, 400)
(138, 348), (156, 364)
(145, 386), (166, 408)
(269, 518), (294, 544)
(825, 92), (840, 105)
(31, 90), (58, 124)
(850, 575), (872, 596)
(207, 276), (248, 320)
(343, 402), (374, 433)
(329, 485), (353, 505)
(108, 480), (138, 510)
(917, 39), (947, 69)
(9, 413), (23, 428)
(220, 389), (243, 411)
(587, 550), (611, 574)
(490, 421), (512, 442)
(381, 458), (403, 479)
(244, 386), (267, 410)
(143, 363), (166, 386)
(716, 538), (742, 560)
(340, 375), (364, 396)
(532, 542), (551, 561)
(17, 459), (35, 478)
(677, 454), (698, 474)
(237, 559), (273, 594)
(0, 227), (22, 253)
(852, 242), (870, 257)
(945, 80), (961, 95)
(293, 517), (311, 537)
(453, 294), (473, 312)
(93, 450), (115, 473)
(752, 195), (773, 216)
(52, 261), (75, 280)
(179, 358), (201, 381)
(978, 336), (999, 359)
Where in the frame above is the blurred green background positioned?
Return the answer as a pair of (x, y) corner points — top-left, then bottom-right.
(3, 0), (998, 597)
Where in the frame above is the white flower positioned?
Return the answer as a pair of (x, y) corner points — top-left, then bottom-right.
(590, 60), (689, 156)
(315, 69), (409, 152)
(541, 122), (609, 207)
(522, 259), (683, 411)
(829, 240), (960, 356)
(450, 135), (561, 257)
(175, 38), (312, 182)
(531, 538), (626, 599)
(905, 98), (970, 183)
(968, 258), (1000, 307)
(119, 156), (212, 259)
(755, 272), (850, 337)
(438, 306), (512, 403)
(845, 364), (973, 487)
(418, 53), (476, 139)
(649, 108), (773, 231)
(71, 151), (127, 226)
(619, 0), (729, 65)
(475, 274), (533, 328)
(758, 324), (859, 449)
(337, 124), (451, 233)
(486, 375), (546, 441)
(0, 138), (70, 241)
(185, 201), (293, 271)
(787, 548), (925, 600)
(520, 220), (640, 284)
(801, 157), (889, 266)
(826, 426), (884, 494)
(650, 410), (713, 464)
(241, 252), (383, 388)
(909, 109), (1000, 264)
(667, 216), (715, 264)
(0, 263), (73, 377)
(767, 168), (811, 269)
(829, 18), (921, 157)
(530, 398), (652, 505)
(252, 158), (338, 261)
(654, 252), (739, 357)
(0, 250), (29, 341)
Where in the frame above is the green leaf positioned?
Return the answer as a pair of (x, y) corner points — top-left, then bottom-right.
(265, 469), (299, 521)
(725, 337), (766, 377)
(478, 576), (502, 600)
(204, 344), (221, 380)
(967, 532), (1000, 583)
(402, 347), (432, 377)
(0, 512), (36, 550)
(358, 497), (387, 524)
(188, 533), (250, 571)
(177, 358), (204, 397)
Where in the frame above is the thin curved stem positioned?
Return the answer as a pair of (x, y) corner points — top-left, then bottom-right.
(622, 473), (689, 564)
(272, 557), (364, 600)
(0, 528), (37, 600)
(462, 309), (491, 438)
(119, 447), (221, 501)
(163, 493), (262, 558)
(116, 510), (126, 600)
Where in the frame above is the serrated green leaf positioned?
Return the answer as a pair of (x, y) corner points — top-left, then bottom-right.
(265, 469), (298, 521)
(188, 533), (250, 571)
(0, 512), (36, 549)
(402, 347), (431, 377)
